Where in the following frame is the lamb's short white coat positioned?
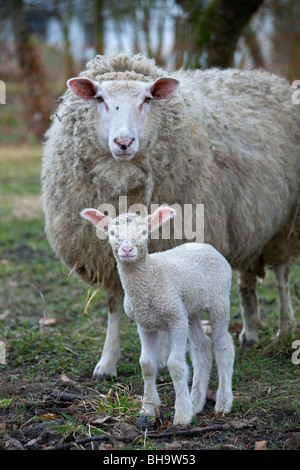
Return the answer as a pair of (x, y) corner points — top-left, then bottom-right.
(81, 206), (234, 425)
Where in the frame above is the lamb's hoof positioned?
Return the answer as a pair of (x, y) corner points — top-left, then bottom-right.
(215, 392), (233, 415)
(92, 363), (117, 380)
(214, 401), (232, 416)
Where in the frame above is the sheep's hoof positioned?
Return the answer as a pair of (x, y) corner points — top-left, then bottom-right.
(239, 330), (258, 348)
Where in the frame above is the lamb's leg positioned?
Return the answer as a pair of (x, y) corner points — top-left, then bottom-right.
(189, 316), (212, 414)
(274, 263), (296, 333)
(238, 269), (261, 346)
(167, 323), (194, 425)
(138, 327), (161, 417)
(93, 292), (123, 378)
(211, 321), (234, 415)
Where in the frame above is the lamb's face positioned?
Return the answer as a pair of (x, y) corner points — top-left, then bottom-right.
(67, 76), (179, 162)
(107, 214), (149, 264)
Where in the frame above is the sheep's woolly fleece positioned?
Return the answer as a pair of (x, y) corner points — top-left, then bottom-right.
(41, 53), (300, 291)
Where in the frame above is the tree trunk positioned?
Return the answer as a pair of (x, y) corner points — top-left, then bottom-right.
(9, 0), (49, 140)
(175, 0), (265, 68)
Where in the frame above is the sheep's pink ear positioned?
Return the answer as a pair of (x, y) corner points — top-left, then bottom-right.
(67, 77), (98, 99)
(150, 77), (180, 100)
(81, 208), (111, 231)
(147, 206), (176, 233)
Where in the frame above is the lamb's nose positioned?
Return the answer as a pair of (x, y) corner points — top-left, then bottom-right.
(114, 137), (135, 150)
(122, 246), (133, 253)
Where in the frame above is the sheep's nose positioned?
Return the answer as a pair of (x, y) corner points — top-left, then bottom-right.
(122, 246), (133, 253)
(114, 137), (135, 150)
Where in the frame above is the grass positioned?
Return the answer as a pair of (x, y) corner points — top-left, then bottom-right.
(0, 145), (299, 450)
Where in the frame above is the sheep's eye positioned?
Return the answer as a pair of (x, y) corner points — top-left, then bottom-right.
(95, 95), (104, 102)
(141, 229), (148, 236)
(110, 230), (115, 236)
(144, 96), (152, 103)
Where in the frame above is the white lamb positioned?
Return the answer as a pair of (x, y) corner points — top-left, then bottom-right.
(81, 205), (235, 425)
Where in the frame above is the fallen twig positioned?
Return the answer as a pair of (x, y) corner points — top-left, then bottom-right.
(48, 424), (230, 450)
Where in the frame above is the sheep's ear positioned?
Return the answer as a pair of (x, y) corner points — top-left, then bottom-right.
(67, 77), (98, 99)
(150, 77), (180, 100)
(81, 208), (111, 231)
(147, 206), (176, 233)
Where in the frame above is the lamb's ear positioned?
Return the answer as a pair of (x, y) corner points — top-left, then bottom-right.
(147, 206), (176, 233)
(67, 77), (98, 99)
(150, 77), (180, 100)
(80, 208), (111, 231)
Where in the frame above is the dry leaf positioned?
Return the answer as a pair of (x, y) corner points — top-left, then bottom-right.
(0, 422), (7, 433)
(26, 438), (37, 447)
(254, 440), (267, 450)
(39, 317), (56, 327)
(89, 415), (111, 424)
(60, 373), (72, 383)
(38, 413), (60, 420)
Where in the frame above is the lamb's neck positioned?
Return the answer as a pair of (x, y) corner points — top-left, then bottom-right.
(117, 255), (154, 298)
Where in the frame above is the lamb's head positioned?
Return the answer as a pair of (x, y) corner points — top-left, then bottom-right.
(81, 205), (176, 264)
(67, 77), (179, 161)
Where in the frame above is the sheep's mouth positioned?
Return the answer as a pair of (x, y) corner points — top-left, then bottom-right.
(119, 254), (137, 262)
(113, 152), (135, 161)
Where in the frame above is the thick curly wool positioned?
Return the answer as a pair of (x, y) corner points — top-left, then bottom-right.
(42, 53), (300, 375)
(42, 55), (300, 283)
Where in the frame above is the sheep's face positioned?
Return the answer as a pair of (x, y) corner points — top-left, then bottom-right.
(107, 214), (149, 264)
(67, 77), (179, 161)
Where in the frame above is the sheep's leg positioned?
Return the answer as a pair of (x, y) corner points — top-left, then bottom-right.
(274, 263), (296, 334)
(168, 323), (194, 425)
(93, 293), (123, 378)
(238, 269), (261, 346)
(189, 316), (212, 414)
(138, 327), (161, 417)
(211, 319), (234, 415)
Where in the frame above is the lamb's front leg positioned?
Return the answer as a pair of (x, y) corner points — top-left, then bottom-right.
(168, 323), (194, 425)
(93, 293), (123, 378)
(138, 327), (161, 417)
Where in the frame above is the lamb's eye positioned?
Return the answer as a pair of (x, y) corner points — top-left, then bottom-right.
(141, 229), (148, 236)
(95, 95), (104, 102)
(110, 230), (115, 236)
(144, 96), (152, 103)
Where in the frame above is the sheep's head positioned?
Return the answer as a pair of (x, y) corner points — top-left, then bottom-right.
(67, 77), (179, 161)
(81, 205), (176, 264)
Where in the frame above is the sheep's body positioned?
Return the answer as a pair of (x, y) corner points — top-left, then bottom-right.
(42, 53), (300, 377)
(80, 207), (234, 424)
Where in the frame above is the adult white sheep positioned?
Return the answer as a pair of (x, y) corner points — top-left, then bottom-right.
(80, 205), (234, 424)
(41, 53), (300, 378)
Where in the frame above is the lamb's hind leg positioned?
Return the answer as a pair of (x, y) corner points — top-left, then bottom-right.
(274, 263), (296, 334)
(210, 305), (234, 415)
(189, 316), (212, 414)
(93, 292), (123, 378)
(238, 269), (261, 346)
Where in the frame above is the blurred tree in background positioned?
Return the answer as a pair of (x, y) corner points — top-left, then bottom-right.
(0, 0), (299, 143)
